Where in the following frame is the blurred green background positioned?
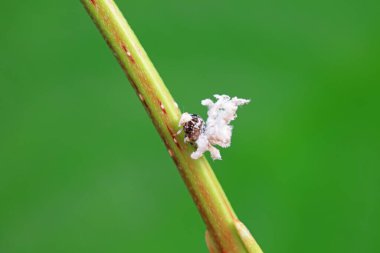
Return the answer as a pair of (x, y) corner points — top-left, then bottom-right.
(1, 0), (379, 252)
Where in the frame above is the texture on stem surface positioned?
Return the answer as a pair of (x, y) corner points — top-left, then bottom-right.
(81, 1), (263, 252)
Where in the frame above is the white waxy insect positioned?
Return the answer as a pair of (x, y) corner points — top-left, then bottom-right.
(178, 94), (250, 160)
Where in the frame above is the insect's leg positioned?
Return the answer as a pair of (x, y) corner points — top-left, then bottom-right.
(209, 145), (221, 160)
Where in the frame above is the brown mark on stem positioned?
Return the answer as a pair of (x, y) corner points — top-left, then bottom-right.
(165, 124), (181, 150)
(121, 44), (136, 64)
(158, 100), (167, 114)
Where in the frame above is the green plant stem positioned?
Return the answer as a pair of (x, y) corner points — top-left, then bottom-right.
(81, 1), (263, 252)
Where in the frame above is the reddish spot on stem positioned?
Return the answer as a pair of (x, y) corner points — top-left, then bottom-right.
(121, 44), (135, 63)
(141, 96), (149, 110)
(126, 74), (151, 115)
(166, 124), (181, 149)
(158, 100), (167, 114)
(90, 0), (96, 6)
(166, 124), (174, 135)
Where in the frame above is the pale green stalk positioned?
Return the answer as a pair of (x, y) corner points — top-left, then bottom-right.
(81, 1), (263, 252)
